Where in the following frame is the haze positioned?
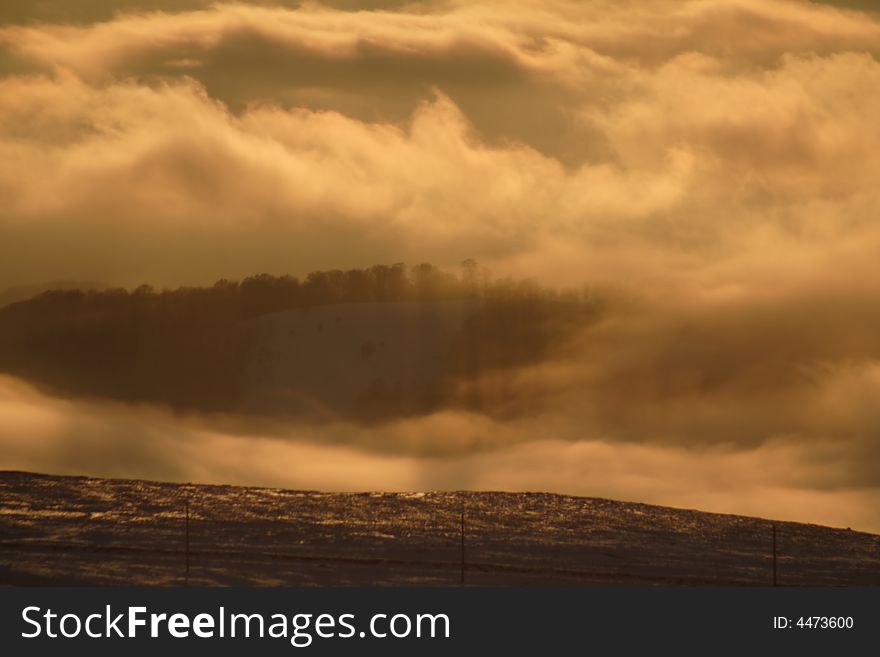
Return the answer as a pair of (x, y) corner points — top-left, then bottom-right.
(1, 1), (879, 531)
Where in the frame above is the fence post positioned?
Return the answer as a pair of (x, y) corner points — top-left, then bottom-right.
(185, 493), (190, 586)
(460, 497), (465, 587)
(772, 524), (777, 587)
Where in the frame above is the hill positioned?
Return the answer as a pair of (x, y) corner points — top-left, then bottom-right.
(1, 471), (877, 586)
(241, 300), (481, 418)
(0, 263), (605, 420)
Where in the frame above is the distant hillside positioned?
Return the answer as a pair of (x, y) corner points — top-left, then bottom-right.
(1, 471), (878, 586)
(0, 263), (608, 419)
(242, 300), (481, 419)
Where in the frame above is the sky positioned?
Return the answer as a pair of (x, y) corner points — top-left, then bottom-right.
(1, 1), (879, 530)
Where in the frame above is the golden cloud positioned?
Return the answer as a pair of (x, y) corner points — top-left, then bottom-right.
(2, 374), (878, 531)
(1, 1), (880, 528)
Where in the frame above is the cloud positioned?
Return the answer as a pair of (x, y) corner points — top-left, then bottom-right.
(479, 293), (880, 460)
(2, 374), (878, 531)
(1, 1), (880, 529)
(1, 53), (879, 291)
(0, 1), (878, 290)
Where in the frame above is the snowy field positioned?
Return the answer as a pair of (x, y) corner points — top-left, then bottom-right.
(1, 471), (877, 587)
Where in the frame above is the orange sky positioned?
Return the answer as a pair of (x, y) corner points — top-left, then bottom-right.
(1, 1), (879, 530)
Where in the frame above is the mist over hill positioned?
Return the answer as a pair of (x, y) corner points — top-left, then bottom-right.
(0, 262), (609, 421)
(3, 260), (880, 534)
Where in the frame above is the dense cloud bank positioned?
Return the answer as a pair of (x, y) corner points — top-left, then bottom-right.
(1, 1), (879, 291)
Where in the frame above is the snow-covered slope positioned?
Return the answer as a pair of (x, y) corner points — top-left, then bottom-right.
(240, 300), (481, 418)
(1, 471), (877, 586)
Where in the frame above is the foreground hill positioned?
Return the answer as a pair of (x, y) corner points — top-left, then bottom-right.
(1, 471), (877, 586)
